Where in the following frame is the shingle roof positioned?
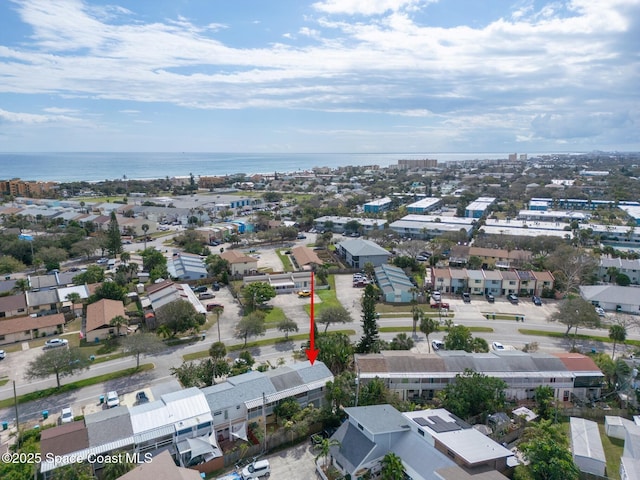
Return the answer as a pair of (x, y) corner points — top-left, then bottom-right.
(0, 292), (27, 312)
(0, 313), (64, 336)
(85, 298), (125, 333)
(85, 406), (133, 447)
(40, 422), (90, 456)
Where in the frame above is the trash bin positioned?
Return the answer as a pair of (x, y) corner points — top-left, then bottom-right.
(99, 395), (105, 405)
(42, 410), (48, 420)
(2, 421), (8, 430)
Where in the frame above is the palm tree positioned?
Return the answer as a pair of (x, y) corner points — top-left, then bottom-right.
(381, 452), (404, 480)
(420, 316), (439, 353)
(609, 324), (627, 360)
(141, 223), (149, 250)
(411, 304), (422, 336)
(110, 315), (128, 336)
(314, 437), (340, 470)
(210, 305), (224, 342)
(13, 278), (29, 293)
(120, 251), (130, 265)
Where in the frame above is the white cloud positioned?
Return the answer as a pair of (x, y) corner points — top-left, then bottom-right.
(312, 0), (425, 16)
(0, 108), (77, 124)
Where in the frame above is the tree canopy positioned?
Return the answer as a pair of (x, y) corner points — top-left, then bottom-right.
(24, 347), (90, 388)
(356, 284), (380, 353)
(548, 296), (600, 348)
(317, 305), (353, 333)
(234, 311), (267, 346)
(242, 282), (276, 312)
(155, 299), (205, 336)
(120, 333), (166, 368)
(438, 369), (507, 420)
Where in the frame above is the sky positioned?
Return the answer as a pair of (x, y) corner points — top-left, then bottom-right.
(0, 0), (638, 153)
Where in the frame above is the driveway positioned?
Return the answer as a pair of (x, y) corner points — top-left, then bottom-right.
(263, 441), (319, 479)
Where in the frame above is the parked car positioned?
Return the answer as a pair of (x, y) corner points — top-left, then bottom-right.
(212, 282), (221, 291)
(193, 285), (208, 293)
(416, 255), (428, 262)
(532, 295), (542, 306)
(241, 460), (271, 479)
(198, 292), (215, 300)
(135, 391), (149, 405)
(486, 293), (495, 303)
(431, 340), (445, 351)
(507, 294), (519, 304)
(44, 338), (69, 349)
(595, 306), (606, 317)
(430, 302), (450, 310)
(492, 341), (505, 351)
(96, 258), (108, 264)
(462, 292), (471, 303)
(0, 349), (5, 360)
(432, 291), (441, 302)
(297, 290), (311, 297)
(106, 390), (120, 408)
(207, 303), (225, 312)
(296, 234), (307, 239)
(60, 407), (74, 424)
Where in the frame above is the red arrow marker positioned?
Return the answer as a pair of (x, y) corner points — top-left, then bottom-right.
(306, 271), (319, 365)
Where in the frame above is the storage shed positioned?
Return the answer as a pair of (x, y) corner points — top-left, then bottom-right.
(605, 415), (627, 440)
(570, 417), (606, 477)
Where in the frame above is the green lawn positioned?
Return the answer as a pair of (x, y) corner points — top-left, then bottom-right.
(599, 423), (623, 479)
(276, 249), (294, 272)
(379, 326), (494, 333)
(519, 329), (640, 347)
(263, 306), (287, 327)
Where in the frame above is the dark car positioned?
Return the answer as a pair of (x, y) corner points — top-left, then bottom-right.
(135, 391), (149, 405)
(532, 295), (542, 306)
(212, 282), (221, 291)
(462, 292), (471, 303)
(507, 294), (519, 304)
(193, 285), (208, 293)
(486, 293), (495, 303)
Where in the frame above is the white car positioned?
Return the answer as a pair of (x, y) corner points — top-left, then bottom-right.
(106, 391), (120, 408)
(431, 340), (445, 351)
(60, 407), (74, 424)
(492, 341), (505, 351)
(0, 349), (5, 360)
(432, 291), (442, 302)
(44, 338), (69, 349)
(595, 306), (606, 317)
(241, 459), (271, 479)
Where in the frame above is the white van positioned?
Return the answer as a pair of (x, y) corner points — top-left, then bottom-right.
(241, 459), (271, 478)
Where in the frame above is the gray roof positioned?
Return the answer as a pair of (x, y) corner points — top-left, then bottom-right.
(580, 285), (640, 305)
(343, 405), (412, 435)
(330, 421), (376, 474)
(28, 274), (58, 290)
(289, 361), (333, 384)
(26, 288), (59, 306)
(202, 371), (277, 411)
(392, 432), (456, 477)
(264, 368), (303, 392)
(570, 417), (606, 463)
(85, 407), (133, 447)
(338, 238), (391, 257)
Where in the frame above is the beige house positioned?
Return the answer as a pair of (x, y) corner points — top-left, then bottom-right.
(85, 299), (126, 341)
(291, 246), (323, 270)
(220, 250), (258, 276)
(0, 313), (65, 345)
(0, 293), (27, 320)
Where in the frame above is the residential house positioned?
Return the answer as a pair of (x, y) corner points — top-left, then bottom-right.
(26, 289), (60, 316)
(220, 250), (258, 276)
(465, 197), (495, 218)
(202, 361), (332, 446)
(313, 216), (385, 235)
(363, 197), (392, 213)
(466, 269), (485, 295)
(432, 268), (452, 294)
(482, 270), (503, 297)
(336, 238), (391, 269)
(500, 270), (520, 296)
(167, 253), (208, 281)
(515, 270), (537, 296)
(0, 292), (27, 319)
(532, 270), (555, 295)
(450, 268), (468, 294)
(40, 422), (90, 478)
(403, 408), (513, 472)
(374, 264), (415, 303)
(144, 281), (206, 316)
(85, 298), (126, 341)
(579, 285), (640, 314)
(242, 272), (312, 294)
(620, 420), (640, 480)
(290, 246), (322, 271)
(329, 404), (511, 480)
(598, 257), (640, 285)
(406, 197), (442, 214)
(389, 214), (475, 240)
(28, 273), (59, 291)
(0, 313), (64, 345)
(117, 450), (203, 480)
(354, 350), (603, 403)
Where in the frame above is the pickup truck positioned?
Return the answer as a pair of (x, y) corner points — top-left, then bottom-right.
(430, 302), (450, 309)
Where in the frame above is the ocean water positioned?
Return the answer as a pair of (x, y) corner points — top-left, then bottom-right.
(0, 152), (518, 183)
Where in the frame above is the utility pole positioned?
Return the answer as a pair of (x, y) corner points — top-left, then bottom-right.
(13, 380), (20, 448)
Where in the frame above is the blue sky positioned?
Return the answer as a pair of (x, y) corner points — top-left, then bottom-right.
(0, 0), (638, 153)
